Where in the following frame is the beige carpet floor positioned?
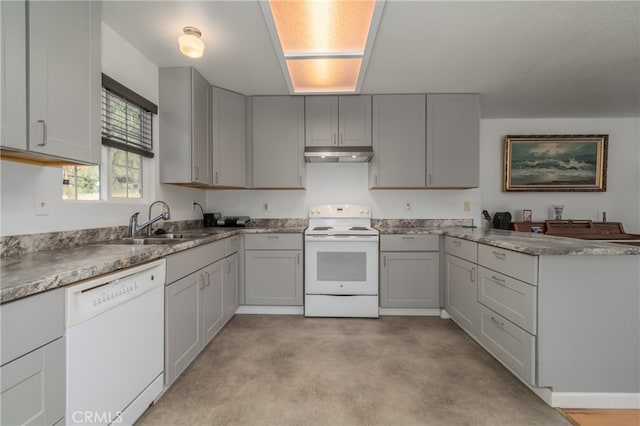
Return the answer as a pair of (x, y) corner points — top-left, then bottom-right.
(137, 315), (569, 426)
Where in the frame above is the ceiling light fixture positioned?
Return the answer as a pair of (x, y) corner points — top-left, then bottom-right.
(178, 26), (205, 58)
(262, 0), (385, 94)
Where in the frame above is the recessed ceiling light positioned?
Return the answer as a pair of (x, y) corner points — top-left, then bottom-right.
(262, 0), (385, 94)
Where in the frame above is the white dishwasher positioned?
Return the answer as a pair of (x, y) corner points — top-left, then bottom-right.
(65, 259), (166, 426)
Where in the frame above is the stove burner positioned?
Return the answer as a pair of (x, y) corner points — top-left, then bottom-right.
(349, 227), (370, 231)
(313, 226), (333, 231)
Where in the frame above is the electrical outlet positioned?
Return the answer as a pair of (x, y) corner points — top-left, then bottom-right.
(263, 202), (269, 212)
(35, 193), (49, 216)
(405, 202), (412, 211)
(463, 201), (471, 212)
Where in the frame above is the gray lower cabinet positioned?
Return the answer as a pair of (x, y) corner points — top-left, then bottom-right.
(379, 235), (440, 308)
(0, 289), (65, 426)
(244, 234), (303, 305)
(165, 238), (237, 386)
(223, 253), (239, 322)
(445, 253), (480, 338)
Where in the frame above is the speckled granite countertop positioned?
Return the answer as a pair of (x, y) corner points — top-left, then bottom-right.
(3, 221), (639, 304)
(376, 226), (640, 256)
(1, 224), (305, 304)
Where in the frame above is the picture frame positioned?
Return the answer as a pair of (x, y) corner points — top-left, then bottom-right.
(522, 209), (532, 223)
(503, 135), (608, 192)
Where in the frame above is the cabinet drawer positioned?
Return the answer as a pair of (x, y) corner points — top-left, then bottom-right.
(166, 240), (225, 284)
(478, 245), (537, 284)
(478, 267), (537, 334)
(445, 236), (477, 263)
(224, 235), (241, 256)
(1, 289), (64, 365)
(380, 234), (439, 251)
(479, 305), (536, 386)
(245, 233), (302, 250)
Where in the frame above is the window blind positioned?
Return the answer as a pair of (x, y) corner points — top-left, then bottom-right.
(101, 74), (157, 158)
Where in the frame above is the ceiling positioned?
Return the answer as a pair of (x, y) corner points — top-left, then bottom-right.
(102, 1), (640, 118)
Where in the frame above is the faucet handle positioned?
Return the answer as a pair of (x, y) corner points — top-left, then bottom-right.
(162, 211), (170, 220)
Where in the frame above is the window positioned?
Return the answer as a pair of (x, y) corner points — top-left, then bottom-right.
(62, 165), (100, 200)
(63, 75), (157, 201)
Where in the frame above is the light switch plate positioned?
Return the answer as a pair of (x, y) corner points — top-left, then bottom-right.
(35, 193), (49, 216)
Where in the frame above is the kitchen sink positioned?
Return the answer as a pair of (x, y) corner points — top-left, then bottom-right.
(98, 232), (211, 246)
(100, 237), (188, 245)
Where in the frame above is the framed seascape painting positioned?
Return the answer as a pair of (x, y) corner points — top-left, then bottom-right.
(503, 135), (608, 192)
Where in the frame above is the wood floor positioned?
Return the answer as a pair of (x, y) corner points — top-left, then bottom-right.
(559, 409), (640, 426)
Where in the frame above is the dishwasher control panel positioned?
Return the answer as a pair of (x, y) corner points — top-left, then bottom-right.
(65, 259), (166, 328)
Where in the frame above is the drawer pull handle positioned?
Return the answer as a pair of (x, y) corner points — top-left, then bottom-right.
(383, 255), (387, 268)
(267, 236), (279, 239)
(490, 316), (505, 328)
(401, 236), (414, 240)
(470, 267), (476, 282)
(297, 253), (300, 265)
(199, 274), (205, 289)
(452, 240), (462, 247)
(204, 271), (210, 287)
(492, 251), (506, 260)
(491, 275), (506, 286)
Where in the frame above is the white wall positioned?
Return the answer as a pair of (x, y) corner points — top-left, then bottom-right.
(206, 163), (480, 221)
(480, 118), (640, 233)
(0, 24), (205, 236)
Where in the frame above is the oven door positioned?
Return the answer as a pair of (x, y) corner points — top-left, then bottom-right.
(305, 236), (378, 295)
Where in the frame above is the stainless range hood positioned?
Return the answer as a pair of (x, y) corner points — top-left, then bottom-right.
(304, 146), (374, 163)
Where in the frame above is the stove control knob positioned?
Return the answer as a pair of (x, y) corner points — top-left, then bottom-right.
(365, 210), (370, 215)
(359, 209), (364, 214)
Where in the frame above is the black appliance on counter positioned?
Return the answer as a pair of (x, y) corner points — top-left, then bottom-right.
(216, 216), (251, 227)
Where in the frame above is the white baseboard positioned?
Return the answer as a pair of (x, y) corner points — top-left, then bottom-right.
(236, 305), (303, 315)
(530, 386), (640, 409)
(550, 392), (640, 409)
(440, 309), (451, 319)
(378, 308), (441, 316)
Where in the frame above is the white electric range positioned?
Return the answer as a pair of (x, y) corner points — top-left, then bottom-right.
(304, 204), (379, 318)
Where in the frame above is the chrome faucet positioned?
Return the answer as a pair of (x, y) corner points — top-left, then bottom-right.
(128, 201), (171, 237)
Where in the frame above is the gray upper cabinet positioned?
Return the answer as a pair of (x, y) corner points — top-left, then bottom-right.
(305, 96), (371, 147)
(211, 87), (246, 187)
(1, 0), (100, 164)
(251, 96), (305, 188)
(426, 94), (480, 188)
(0, 0), (27, 151)
(369, 95), (426, 188)
(159, 67), (211, 186)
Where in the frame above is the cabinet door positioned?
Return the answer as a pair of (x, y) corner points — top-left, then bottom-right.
(445, 254), (479, 337)
(426, 94), (479, 188)
(224, 253), (239, 322)
(252, 96), (305, 188)
(245, 250), (303, 305)
(165, 271), (203, 385)
(202, 260), (225, 345)
(370, 95), (426, 188)
(28, 0), (100, 164)
(0, 0), (27, 151)
(380, 252), (439, 308)
(212, 87), (246, 187)
(339, 95), (371, 147)
(191, 68), (211, 185)
(305, 96), (338, 146)
(0, 337), (65, 426)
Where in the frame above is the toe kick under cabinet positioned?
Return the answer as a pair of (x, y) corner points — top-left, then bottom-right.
(445, 236), (640, 396)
